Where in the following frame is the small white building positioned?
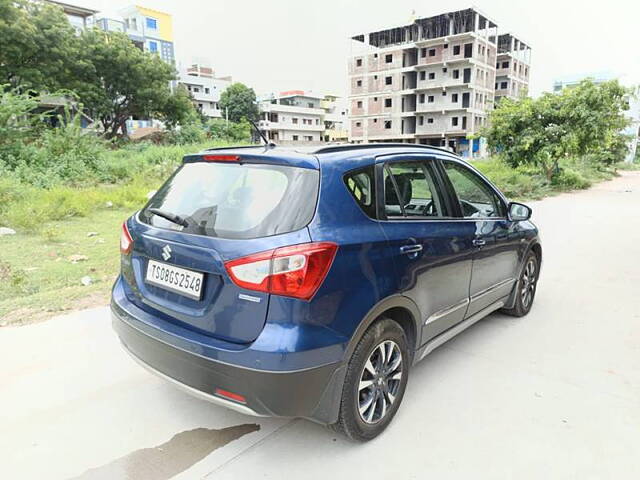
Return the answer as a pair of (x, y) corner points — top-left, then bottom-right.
(178, 63), (232, 118)
(258, 91), (326, 144)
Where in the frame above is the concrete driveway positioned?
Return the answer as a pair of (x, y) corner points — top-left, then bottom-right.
(2, 172), (639, 480)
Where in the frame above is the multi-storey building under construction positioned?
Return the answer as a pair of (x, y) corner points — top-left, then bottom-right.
(348, 8), (531, 158)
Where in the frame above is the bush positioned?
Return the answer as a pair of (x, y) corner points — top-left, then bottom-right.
(551, 168), (591, 190)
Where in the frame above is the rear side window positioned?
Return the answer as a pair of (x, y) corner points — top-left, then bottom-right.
(140, 162), (319, 239)
(344, 166), (376, 219)
(383, 161), (445, 218)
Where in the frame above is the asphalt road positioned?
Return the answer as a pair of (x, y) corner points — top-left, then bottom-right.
(2, 172), (639, 480)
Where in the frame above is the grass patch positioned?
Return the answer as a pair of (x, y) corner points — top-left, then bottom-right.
(0, 208), (137, 324)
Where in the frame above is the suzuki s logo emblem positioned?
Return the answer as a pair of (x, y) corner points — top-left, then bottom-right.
(161, 245), (172, 261)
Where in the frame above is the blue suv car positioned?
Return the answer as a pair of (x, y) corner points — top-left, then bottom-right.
(111, 143), (541, 440)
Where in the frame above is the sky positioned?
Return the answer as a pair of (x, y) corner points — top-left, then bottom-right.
(80, 0), (640, 97)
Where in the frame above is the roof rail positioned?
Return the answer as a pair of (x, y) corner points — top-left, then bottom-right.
(312, 143), (456, 156)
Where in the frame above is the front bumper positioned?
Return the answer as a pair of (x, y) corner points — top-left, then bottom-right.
(111, 298), (346, 424)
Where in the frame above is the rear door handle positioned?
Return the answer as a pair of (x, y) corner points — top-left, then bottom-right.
(472, 238), (486, 247)
(400, 244), (423, 255)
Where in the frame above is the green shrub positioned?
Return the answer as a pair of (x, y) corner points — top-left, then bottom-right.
(551, 168), (591, 190)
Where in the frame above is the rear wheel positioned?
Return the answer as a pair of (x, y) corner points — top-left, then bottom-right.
(332, 318), (410, 441)
(502, 252), (539, 317)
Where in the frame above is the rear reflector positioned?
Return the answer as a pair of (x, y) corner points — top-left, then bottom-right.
(120, 221), (133, 254)
(225, 242), (338, 301)
(202, 154), (240, 162)
(214, 388), (247, 404)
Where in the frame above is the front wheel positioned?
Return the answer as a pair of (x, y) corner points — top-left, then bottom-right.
(502, 252), (539, 317)
(331, 318), (410, 441)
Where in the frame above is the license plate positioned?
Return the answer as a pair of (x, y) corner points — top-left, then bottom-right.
(145, 259), (204, 300)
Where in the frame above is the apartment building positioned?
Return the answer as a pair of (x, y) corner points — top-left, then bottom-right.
(349, 8), (529, 158)
(178, 63), (232, 118)
(495, 34), (531, 102)
(46, 1), (98, 33)
(258, 91), (328, 144)
(96, 6), (175, 64)
(322, 95), (349, 142)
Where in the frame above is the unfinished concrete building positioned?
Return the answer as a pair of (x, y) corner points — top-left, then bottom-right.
(495, 33), (531, 102)
(348, 8), (528, 158)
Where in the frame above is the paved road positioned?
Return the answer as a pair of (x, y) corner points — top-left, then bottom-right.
(2, 172), (640, 480)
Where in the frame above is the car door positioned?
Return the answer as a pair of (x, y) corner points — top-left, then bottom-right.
(375, 155), (475, 345)
(438, 159), (522, 317)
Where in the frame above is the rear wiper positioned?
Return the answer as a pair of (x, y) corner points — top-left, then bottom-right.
(148, 208), (189, 228)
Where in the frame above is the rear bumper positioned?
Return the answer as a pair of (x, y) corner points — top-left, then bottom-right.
(111, 293), (346, 424)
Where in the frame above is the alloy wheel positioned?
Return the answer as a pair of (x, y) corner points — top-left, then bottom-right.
(357, 340), (403, 424)
(521, 258), (537, 308)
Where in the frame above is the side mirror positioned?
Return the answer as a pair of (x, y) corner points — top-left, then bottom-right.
(508, 202), (532, 221)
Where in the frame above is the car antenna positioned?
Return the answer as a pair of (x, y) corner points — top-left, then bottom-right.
(249, 119), (276, 147)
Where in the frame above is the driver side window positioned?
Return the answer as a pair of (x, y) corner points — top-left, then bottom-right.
(383, 161), (445, 218)
(442, 161), (505, 218)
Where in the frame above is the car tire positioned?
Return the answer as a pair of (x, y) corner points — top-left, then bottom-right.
(331, 318), (410, 441)
(502, 251), (539, 317)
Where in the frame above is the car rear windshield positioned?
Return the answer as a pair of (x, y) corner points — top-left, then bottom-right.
(139, 162), (319, 239)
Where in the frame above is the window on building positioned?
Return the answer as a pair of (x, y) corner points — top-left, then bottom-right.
(452, 117), (459, 126)
(374, 97), (378, 101)
(355, 122), (362, 127)
(420, 48), (427, 58)
(428, 49), (436, 57)
(373, 118), (378, 123)
(385, 76), (392, 85)
(292, 118), (299, 124)
(374, 75), (378, 80)
(444, 43), (449, 49)
(419, 94), (425, 103)
(502, 61), (509, 69)
(146, 17), (157, 30)
(453, 45), (461, 55)
(293, 135), (299, 141)
(443, 67), (448, 73)
(501, 81), (508, 89)
(356, 58), (362, 67)
(420, 71), (426, 81)
(452, 93), (458, 102)
(427, 117), (434, 124)
(193, 87), (199, 93)
(308, 102), (314, 108)
(148, 41), (158, 53)
(384, 120), (392, 129)
(428, 95), (434, 103)
(442, 91), (447, 96)
(418, 116), (424, 126)
(495, 83), (499, 89)
(385, 54), (393, 63)
(428, 72), (435, 80)
(304, 135), (313, 141)
(205, 87), (210, 94)
(356, 79), (362, 87)
(385, 98), (392, 108)
(453, 69), (460, 79)
(357, 100), (363, 108)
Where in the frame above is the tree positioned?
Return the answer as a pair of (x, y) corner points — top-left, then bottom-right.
(481, 79), (632, 179)
(218, 83), (259, 123)
(0, 0), (85, 92)
(160, 85), (198, 130)
(76, 29), (180, 138)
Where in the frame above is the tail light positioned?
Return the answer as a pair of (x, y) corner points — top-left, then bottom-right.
(225, 242), (338, 301)
(120, 221), (133, 254)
